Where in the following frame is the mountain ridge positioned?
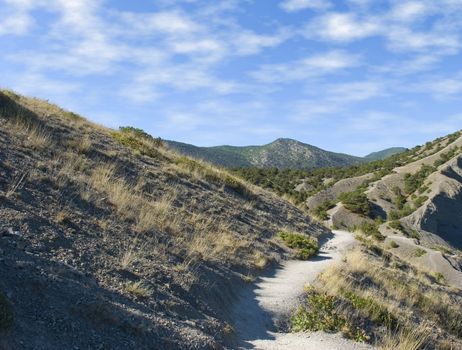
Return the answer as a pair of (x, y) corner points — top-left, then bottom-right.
(166, 138), (405, 170)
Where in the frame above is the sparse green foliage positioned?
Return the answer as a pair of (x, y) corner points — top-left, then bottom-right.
(292, 287), (369, 342)
(413, 248), (427, 258)
(403, 165), (436, 195)
(112, 126), (164, 158)
(339, 189), (371, 216)
(431, 272), (446, 285)
(354, 221), (385, 241)
(343, 291), (397, 329)
(413, 196), (428, 208)
(312, 200), (336, 220)
(434, 146), (461, 167)
(278, 231), (318, 260)
(389, 220), (404, 232)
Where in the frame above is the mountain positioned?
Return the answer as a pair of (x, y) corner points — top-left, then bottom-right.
(166, 138), (365, 169)
(364, 147), (407, 161)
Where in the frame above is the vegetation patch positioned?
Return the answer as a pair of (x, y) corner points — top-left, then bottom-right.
(353, 221), (385, 241)
(123, 281), (152, 298)
(278, 231), (318, 260)
(413, 248), (427, 258)
(112, 126), (164, 159)
(312, 200), (336, 220)
(342, 291), (397, 329)
(292, 287), (369, 342)
(339, 189), (371, 217)
(403, 165), (436, 195)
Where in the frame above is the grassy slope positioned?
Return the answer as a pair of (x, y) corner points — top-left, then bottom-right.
(0, 90), (328, 349)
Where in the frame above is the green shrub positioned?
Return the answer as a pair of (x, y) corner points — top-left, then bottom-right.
(413, 248), (427, 257)
(431, 272), (446, 285)
(389, 241), (399, 249)
(312, 200), (336, 220)
(392, 186), (406, 210)
(112, 126), (163, 158)
(292, 288), (369, 342)
(413, 196), (428, 208)
(355, 221), (384, 241)
(343, 291), (397, 329)
(403, 165), (436, 195)
(278, 231), (318, 260)
(389, 220), (403, 232)
(339, 190), (371, 216)
(0, 291), (13, 330)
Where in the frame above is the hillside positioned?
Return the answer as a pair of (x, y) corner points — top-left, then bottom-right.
(166, 138), (365, 169)
(0, 90), (329, 349)
(364, 147), (407, 161)
(235, 130), (462, 349)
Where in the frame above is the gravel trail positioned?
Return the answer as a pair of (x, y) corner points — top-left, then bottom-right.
(231, 230), (375, 350)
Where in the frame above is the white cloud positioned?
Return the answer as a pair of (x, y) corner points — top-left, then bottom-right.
(305, 12), (381, 42)
(386, 27), (460, 53)
(280, 0), (330, 12)
(252, 50), (360, 83)
(232, 30), (290, 55)
(325, 81), (386, 102)
(120, 11), (201, 35)
(390, 2), (429, 23)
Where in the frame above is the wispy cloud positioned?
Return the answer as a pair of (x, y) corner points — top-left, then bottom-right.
(280, 0), (331, 12)
(251, 50), (360, 83)
(305, 12), (381, 42)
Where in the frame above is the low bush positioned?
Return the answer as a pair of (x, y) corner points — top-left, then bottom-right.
(355, 221), (385, 241)
(312, 200), (336, 220)
(413, 248), (427, 258)
(292, 287), (369, 342)
(339, 190), (371, 217)
(112, 126), (163, 159)
(278, 231), (319, 260)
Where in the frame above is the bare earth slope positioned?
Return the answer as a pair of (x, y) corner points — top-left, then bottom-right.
(231, 230), (373, 350)
(305, 131), (462, 288)
(0, 90), (329, 349)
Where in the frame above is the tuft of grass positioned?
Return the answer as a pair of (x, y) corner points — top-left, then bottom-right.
(0, 291), (13, 330)
(54, 210), (71, 226)
(430, 272), (445, 285)
(123, 281), (152, 298)
(413, 248), (427, 258)
(389, 241), (399, 249)
(381, 325), (430, 350)
(253, 252), (268, 270)
(278, 231), (318, 260)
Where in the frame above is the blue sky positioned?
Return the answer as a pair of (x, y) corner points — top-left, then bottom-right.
(1, 0), (461, 156)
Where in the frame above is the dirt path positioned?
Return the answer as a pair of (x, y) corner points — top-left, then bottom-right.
(230, 230), (375, 350)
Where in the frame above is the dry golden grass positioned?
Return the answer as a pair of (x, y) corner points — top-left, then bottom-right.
(380, 324), (430, 350)
(123, 281), (152, 298)
(5, 171), (28, 198)
(24, 124), (51, 149)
